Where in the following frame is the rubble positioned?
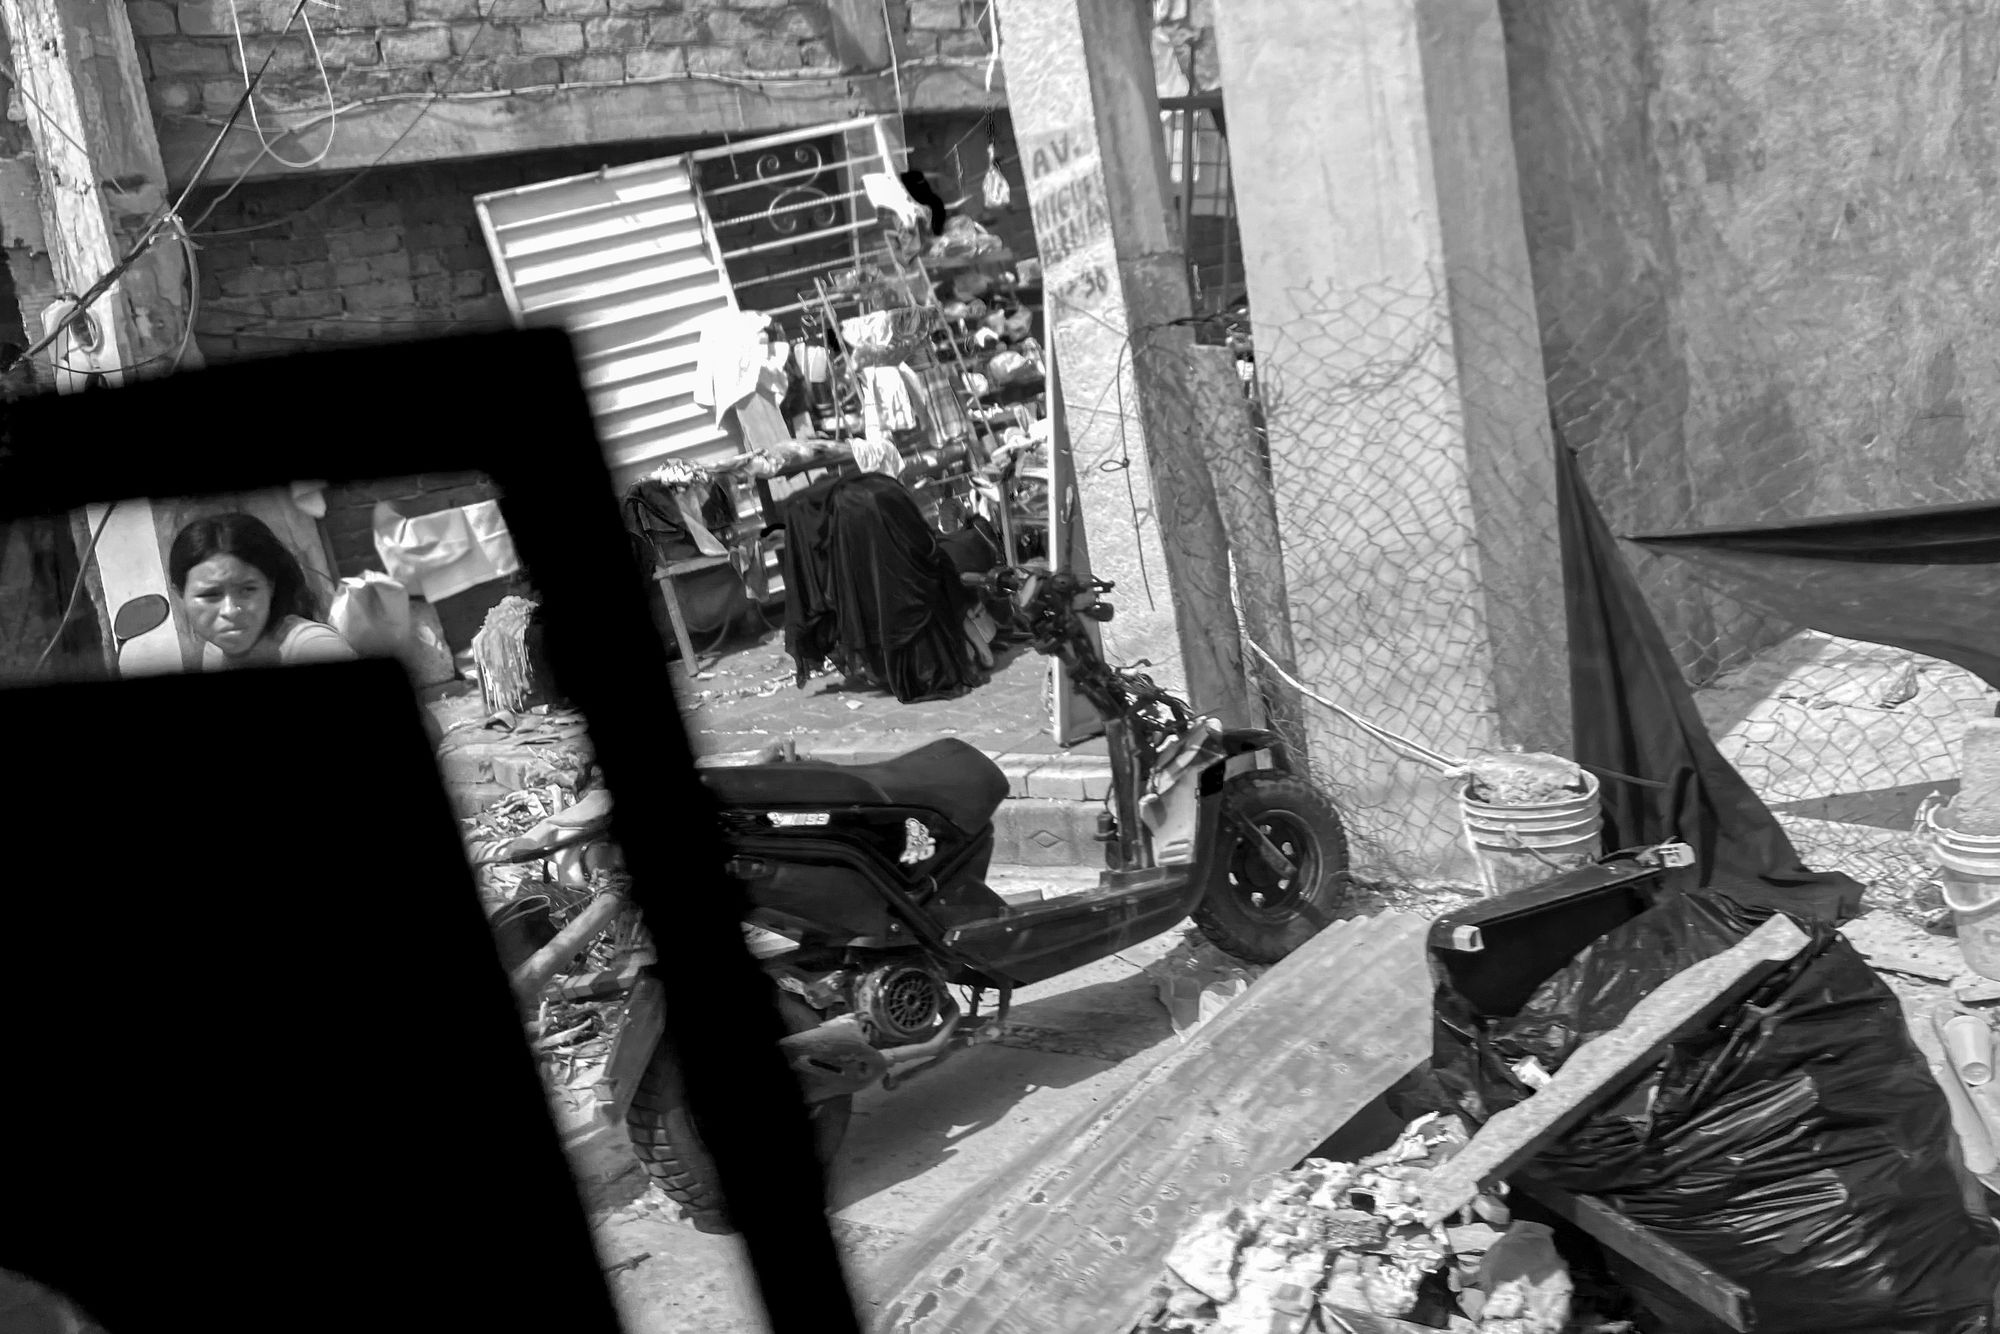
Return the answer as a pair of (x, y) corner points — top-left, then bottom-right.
(1463, 752), (1588, 807)
(1131, 1114), (1586, 1334)
(1141, 931), (1273, 1038)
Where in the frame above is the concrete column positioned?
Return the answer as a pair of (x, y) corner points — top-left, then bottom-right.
(994, 0), (1254, 723)
(1212, 0), (1570, 879)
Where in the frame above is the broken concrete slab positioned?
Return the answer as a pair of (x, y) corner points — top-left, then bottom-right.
(869, 912), (1433, 1334)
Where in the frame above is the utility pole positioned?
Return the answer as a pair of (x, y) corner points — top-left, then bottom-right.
(1213, 0), (1570, 878)
(993, 0), (1252, 728)
(0, 0), (204, 674)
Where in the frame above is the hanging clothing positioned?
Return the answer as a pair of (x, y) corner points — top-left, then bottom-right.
(861, 364), (923, 439)
(778, 471), (850, 687)
(733, 394), (796, 452)
(693, 309), (782, 426)
(372, 499), (521, 604)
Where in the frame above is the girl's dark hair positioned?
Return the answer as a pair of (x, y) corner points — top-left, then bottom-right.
(168, 512), (319, 638)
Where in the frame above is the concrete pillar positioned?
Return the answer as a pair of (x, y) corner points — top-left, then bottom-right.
(994, 0), (1253, 724)
(1212, 0), (1570, 879)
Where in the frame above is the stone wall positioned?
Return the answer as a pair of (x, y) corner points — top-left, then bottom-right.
(1504, 0), (2000, 678)
(132, 0), (995, 130)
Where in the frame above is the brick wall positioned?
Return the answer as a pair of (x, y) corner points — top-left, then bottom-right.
(131, 0), (997, 126)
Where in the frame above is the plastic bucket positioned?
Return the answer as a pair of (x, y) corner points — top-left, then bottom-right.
(489, 893), (557, 975)
(1926, 807), (2000, 982)
(1460, 771), (1604, 896)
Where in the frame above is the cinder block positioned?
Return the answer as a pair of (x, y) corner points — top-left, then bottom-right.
(149, 40), (232, 76)
(684, 43), (748, 73)
(997, 798), (1093, 868)
(745, 37), (800, 67)
(583, 13), (642, 47)
(130, 2), (178, 37)
(334, 0), (412, 28)
(492, 54), (563, 87)
(776, 8), (827, 38)
(410, 0), (480, 19)
(344, 278), (416, 312)
(703, 9), (763, 42)
(518, 20), (585, 56)
(906, 0), (964, 31)
(560, 49), (622, 79)
(381, 24), (452, 63)
(644, 12), (696, 41)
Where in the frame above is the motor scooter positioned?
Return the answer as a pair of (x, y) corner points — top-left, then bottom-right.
(488, 564), (1356, 1232)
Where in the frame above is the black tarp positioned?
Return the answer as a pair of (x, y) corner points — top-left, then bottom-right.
(1555, 429), (1865, 923)
(1627, 500), (2000, 692)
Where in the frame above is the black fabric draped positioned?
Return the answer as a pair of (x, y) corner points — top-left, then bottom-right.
(779, 472), (847, 688)
(824, 473), (978, 704)
(1628, 502), (2000, 692)
(1556, 431), (1865, 924)
(779, 471), (978, 703)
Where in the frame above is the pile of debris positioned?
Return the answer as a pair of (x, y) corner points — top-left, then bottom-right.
(1133, 1115), (1624, 1334)
(1461, 752), (1589, 807)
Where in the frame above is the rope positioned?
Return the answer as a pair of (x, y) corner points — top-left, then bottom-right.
(1241, 634), (1468, 774)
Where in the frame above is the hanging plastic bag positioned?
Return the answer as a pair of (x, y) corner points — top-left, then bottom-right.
(328, 570), (412, 658)
(983, 139), (1011, 210)
(1434, 890), (2000, 1334)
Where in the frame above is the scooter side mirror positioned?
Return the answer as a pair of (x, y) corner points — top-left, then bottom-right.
(113, 593), (171, 648)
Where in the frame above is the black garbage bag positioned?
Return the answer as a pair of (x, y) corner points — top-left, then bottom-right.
(1435, 890), (2000, 1334)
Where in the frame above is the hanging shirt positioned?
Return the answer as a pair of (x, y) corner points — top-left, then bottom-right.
(373, 500), (522, 603)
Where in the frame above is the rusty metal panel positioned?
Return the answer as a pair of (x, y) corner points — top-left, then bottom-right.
(869, 912), (1434, 1334)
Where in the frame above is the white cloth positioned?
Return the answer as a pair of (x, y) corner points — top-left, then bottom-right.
(372, 499), (521, 603)
(862, 173), (926, 231)
(861, 364), (932, 451)
(849, 439), (904, 478)
(693, 309), (782, 426)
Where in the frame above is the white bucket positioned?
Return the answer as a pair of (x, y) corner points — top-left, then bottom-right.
(1461, 771), (1604, 896)
(1926, 806), (2000, 982)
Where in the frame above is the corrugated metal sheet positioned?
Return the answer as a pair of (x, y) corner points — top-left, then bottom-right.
(474, 155), (736, 480)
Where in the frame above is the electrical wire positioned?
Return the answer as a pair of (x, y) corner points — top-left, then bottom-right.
(190, 0), (497, 240)
(227, 0), (338, 170)
(31, 500), (117, 677)
(4, 0), (312, 380)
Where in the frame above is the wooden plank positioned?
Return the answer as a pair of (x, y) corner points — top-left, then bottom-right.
(1513, 1179), (1751, 1333)
(1421, 914), (1813, 1226)
(868, 912), (1433, 1334)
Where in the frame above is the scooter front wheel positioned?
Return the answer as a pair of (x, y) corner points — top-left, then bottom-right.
(623, 993), (852, 1234)
(1194, 774), (1354, 965)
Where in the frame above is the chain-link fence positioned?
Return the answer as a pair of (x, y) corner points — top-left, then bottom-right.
(1070, 262), (2000, 912)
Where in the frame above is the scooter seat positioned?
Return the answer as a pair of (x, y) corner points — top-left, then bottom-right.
(701, 738), (1010, 835)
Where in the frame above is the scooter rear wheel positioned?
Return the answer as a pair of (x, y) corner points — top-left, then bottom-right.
(624, 993), (852, 1233)
(1194, 773), (1353, 965)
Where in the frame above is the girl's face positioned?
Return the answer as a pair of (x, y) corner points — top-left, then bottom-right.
(179, 554), (274, 657)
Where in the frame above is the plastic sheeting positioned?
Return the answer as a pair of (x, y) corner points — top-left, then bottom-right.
(1436, 889), (2000, 1334)
(1555, 430), (1865, 924)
